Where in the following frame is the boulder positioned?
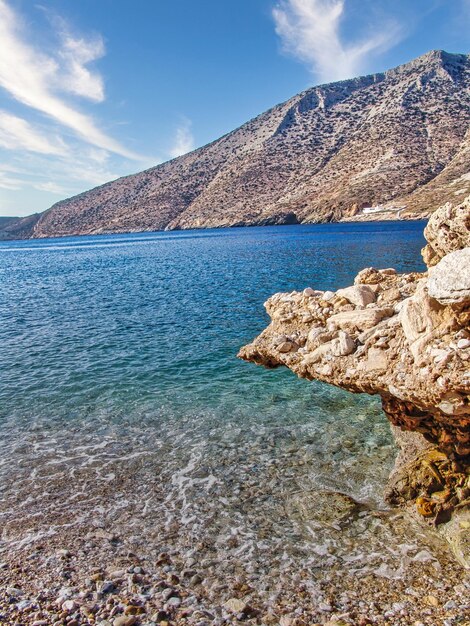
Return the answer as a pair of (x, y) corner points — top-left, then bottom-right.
(239, 195), (470, 566)
(336, 284), (376, 307)
(428, 248), (470, 305)
(422, 197), (470, 267)
(328, 307), (393, 332)
(331, 330), (356, 356)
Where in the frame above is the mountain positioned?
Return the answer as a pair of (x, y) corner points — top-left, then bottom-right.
(0, 214), (42, 240)
(2, 50), (470, 239)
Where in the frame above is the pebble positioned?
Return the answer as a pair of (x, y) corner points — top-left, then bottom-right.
(152, 610), (169, 622)
(113, 616), (138, 626)
(125, 605), (145, 615)
(17, 599), (33, 610)
(6, 587), (23, 597)
(424, 594), (439, 607)
(190, 574), (203, 586)
(162, 588), (178, 601)
(443, 599), (458, 610)
(224, 598), (248, 613)
(62, 599), (77, 612)
(101, 581), (116, 594)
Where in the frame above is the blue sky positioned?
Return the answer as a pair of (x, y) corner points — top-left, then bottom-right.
(0, 0), (469, 217)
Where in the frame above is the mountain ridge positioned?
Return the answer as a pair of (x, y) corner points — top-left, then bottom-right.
(2, 49), (470, 239)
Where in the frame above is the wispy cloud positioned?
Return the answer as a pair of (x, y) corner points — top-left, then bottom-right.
(32, 181), (71, 195)
(0, 148), (124, 202)
(272, 0), (403, 82)
(0, 0), (142, 159)
(58, 31), (106, 103)
(0, 111), (67, 155)
(0, 169), (23, 190)
(169, 117), (195, 158)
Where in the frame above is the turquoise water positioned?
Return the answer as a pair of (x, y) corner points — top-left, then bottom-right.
(0, 222), (425, 421)
(0, 221), (433, 583)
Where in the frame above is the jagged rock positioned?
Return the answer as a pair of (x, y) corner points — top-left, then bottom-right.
(336, 285), (376, 307)
(331, 331), (356, 356)
(428, 248), (470, 305)
(327, 307), (394, 332)
(422, 197), (470, 266)
(398, 282), (449, 359)
(239, 195), (470, 566)
(354, 267), (397, 285)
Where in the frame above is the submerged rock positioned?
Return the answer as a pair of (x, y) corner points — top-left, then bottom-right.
(284, 490), (362, 528)
(239, 195), (470, 567)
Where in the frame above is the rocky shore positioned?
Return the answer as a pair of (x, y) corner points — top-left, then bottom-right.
(1, 450), (469, 626)
(239, 196), (470, 571)
(1, 402), (469, 626)
(1, 200), (470, 626)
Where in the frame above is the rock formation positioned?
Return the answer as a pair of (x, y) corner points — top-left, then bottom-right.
(239, 196), (470, 567)
(2, 50), (470, 240)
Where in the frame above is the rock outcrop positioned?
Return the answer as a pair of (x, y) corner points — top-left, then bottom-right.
(2, 50), (470, 240)
(239, 196), (470, 567)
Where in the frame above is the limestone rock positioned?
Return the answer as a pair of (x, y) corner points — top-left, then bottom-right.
(428, 248), (470, 305)
(239, 196), (470, 565)
(331, 331), (356, 356)
(328, 307), (393, 332)
(422, 197), (470, 266)
(354, 267), (396, 285)
(336, 285), (376, 307)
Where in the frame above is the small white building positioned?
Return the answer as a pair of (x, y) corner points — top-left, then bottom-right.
(362, 204), (406, 215)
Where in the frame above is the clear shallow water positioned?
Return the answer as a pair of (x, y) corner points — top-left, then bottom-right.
(0, 221), (437, 586)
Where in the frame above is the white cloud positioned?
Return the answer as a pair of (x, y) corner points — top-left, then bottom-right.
(0, 110), (67, 155)
(0, 0), (142, 159)
(272, 0), (403, 82)
(46, 11), (106, 102)
(169, 117), (195, 158)
(22, 151), (121, 189)
(58, 33), (106, 102)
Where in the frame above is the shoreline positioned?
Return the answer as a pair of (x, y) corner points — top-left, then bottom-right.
(0, 217), (428, 244)
(1, 209), (468, 625)
(0, 415), (468, 625)
(1, 484), (468, 625)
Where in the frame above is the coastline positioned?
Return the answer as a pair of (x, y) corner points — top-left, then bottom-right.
(0, 215), (428, 244)
(239, 198), (470, 572)
(1, 434), (468, 626)
(1, 215), (468, 625)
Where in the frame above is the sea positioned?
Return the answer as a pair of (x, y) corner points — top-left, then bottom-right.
(2, 220), (455, 605)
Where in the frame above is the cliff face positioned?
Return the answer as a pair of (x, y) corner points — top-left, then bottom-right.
(3, 50), (469, 239)
(239, 196), (470, 567)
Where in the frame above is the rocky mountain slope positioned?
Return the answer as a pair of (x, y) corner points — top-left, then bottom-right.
(3, 50), (470, 239)
(239, 196), (470, 567)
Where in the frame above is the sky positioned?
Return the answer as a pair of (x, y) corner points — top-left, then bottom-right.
(0, 0), (469, 217)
